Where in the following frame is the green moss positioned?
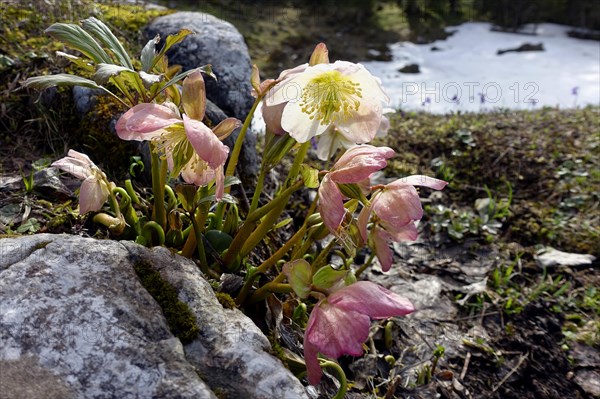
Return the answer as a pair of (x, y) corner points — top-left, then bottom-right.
(33, 241), (52, 250)
(215, 292), (236, 309)
(134, 260), (199, 344)
(267, 333), (289, 369)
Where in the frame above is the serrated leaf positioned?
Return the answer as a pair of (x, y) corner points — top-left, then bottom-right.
(283, 259), (313, 299)
(141, 35), (159, 72)
(45, 23), (112, 64)
(81, 17), (133, 69)
(300, 164), (319, 188)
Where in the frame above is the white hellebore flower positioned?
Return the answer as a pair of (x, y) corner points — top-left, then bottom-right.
(52, 150), (111, 214)
(265, 60), (390, 160)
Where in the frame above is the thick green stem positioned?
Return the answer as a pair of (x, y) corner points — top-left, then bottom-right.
(355, 253), (376, 279)
(150, 148), (167, 230)
(190, 204), (210, 273)
(224, 96), (262, 180)
(142, 221), (165, 246)
(235, 224), (307, 305)
(222, 180), (303, 268)
(113, 187), (141, 235)
(247, 274), (287, 304)
(312, 238), (337, 271)
(164, 184), (177, 210)
(124, 179), (140, 205)
(248, 165), (267, 214)
(320, 361), (347, 399)
(284, 141), (311, 188)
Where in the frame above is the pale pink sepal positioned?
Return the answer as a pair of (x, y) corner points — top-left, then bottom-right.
(115, 103), (181, 140)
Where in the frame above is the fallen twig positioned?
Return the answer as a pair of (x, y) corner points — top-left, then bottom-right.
(492, 352), (528, 393)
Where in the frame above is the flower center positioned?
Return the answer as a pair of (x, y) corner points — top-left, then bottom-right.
(151, 125), (194, 175)
(299, 70), (362, 126)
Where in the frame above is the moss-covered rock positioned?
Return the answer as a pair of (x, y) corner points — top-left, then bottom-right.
(133, 260), (199, 344)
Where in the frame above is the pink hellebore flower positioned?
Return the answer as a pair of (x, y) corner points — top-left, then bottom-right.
(304, 281), (414, 385)
(264, 52), (390, 160)
(358, 175), (447, 272)
(318, 145), (395, 235)
(115, 70), (241, 199)
(52, 150), (111, 214)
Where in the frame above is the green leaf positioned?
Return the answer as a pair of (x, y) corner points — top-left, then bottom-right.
(45, 23), (112, 64)
(148, 29), (194, 71)
(300, 164), (319, 188)
(93, 63), (135, 84)
(175, 184), (197, 212)
(153, 65), (214, 99)
(283, 259), (312, 299)
(224, 176), (241, 188)
(17, 218), (40, 233)
(141, 35), (159, 72)
(81, 17), (133, 69)
(55, 51), (94, 72)
(312, 266), (350, 292)
(22, 74), (127, 107)
(23, 74), (104, 90)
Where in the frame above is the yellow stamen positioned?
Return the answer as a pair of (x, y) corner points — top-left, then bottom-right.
(299, 70), (362, 126)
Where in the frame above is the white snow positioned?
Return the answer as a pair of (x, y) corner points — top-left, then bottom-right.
(361, 22), (600, 113)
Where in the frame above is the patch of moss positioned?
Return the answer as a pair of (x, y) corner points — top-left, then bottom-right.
(215, 292), (236, 309)
(134, 260), (199, 344)
(33, 241), (52, 250)
(267, 333), (289, 369)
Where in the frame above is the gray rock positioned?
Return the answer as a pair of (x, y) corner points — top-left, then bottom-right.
(72, 86), (104, 116)
(535, 247), (596, 268)
(145, 12), (259, 182)
(0, 234), (308, 399)
(398, 63), (420, 74)
(145, 12), (254, 122)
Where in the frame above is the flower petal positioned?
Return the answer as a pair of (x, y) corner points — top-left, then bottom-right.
(182, 70), (206, 121)
(336, 96), (383, 144)
(183, 114), (229, 169)
(305, 301), (370, 360)
(394, 175), (448, 190)
(262, 102), (287, 135)
(372, 184), (423, 230)
(357, 203), (372, 242)
(329, 281), (415, 318)
(212, 117), (241, 141)
(79, 175), (109, 214)
(66, 149), (94, 165)
(330, 145), (395, 184)
(318, 175), (346, 234)
(265, 65), (312, 106)
(116, 103), (181, 141)
(304, 339), (323, 386)
(343, 62), (390, 104)
(372, 227), (394, 272)
(180, 154), (215, 187)
(52, 156), (92, 181)
(281, 99), (329, 143)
